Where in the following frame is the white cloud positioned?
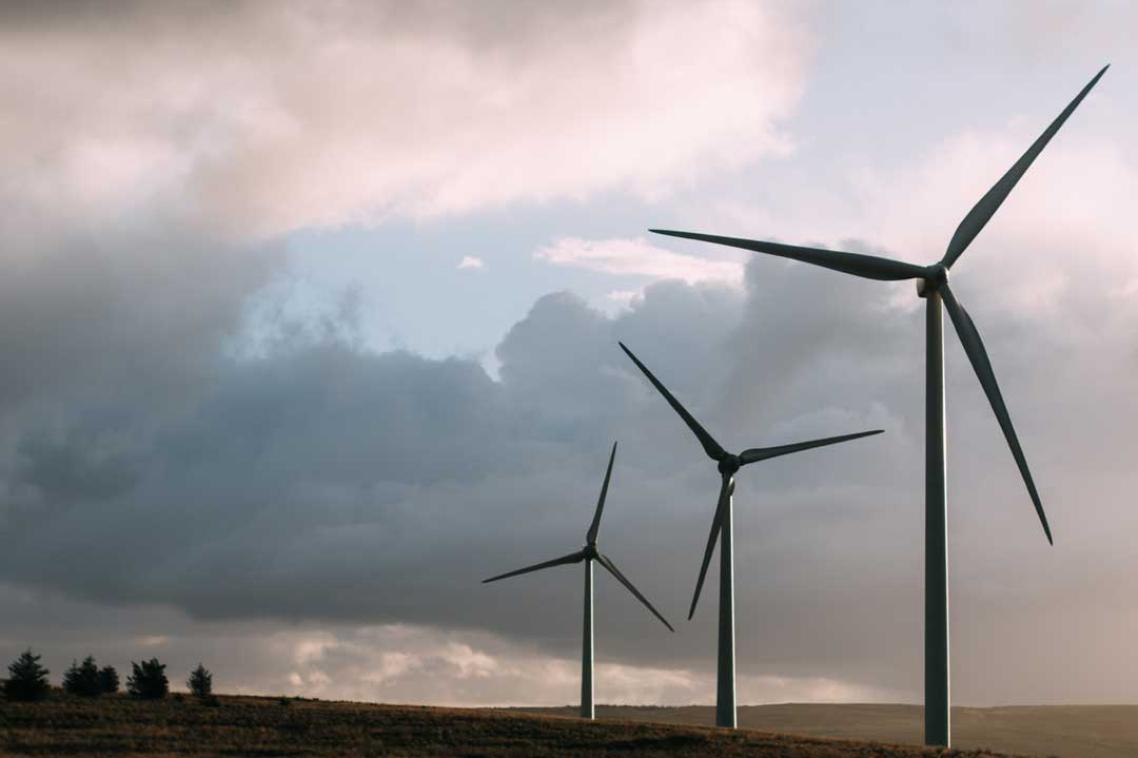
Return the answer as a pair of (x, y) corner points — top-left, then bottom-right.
(136, 635), (170, 648)
(173, 620), (896, 706)
(702, 94), (1135, 327)
(458, 256), (485, 270)
(535, 237), (744, 286)
(607, 290), (641, 306)
(0, 1), (808, 238)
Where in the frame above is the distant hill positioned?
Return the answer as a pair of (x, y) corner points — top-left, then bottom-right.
(518, 703), (1138, 758)
(1, 694), (1027, 757)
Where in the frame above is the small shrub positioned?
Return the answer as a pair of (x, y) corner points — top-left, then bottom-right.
(4, 649), (51, 702)
(127, 658), (168, 700)
(187, 663), (212, 698)
(63, 656), (102, 697)
(97, 665), (119, 695)
(204, 694), (221, 707)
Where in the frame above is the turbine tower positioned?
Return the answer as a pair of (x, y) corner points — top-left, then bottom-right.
(619, 342), (882, 728)
(482, 441), (673, 720)
(650, 66), (1108, 747)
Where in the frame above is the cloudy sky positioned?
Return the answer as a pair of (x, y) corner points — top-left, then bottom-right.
(1, 1), (1135, 707)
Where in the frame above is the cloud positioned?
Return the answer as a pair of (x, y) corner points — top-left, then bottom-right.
(1, 0), (1136, 710)
(4, 244), (1137, 704)
(0, 584), (896, 705)
(265, 627), (895, 706)
(0, 1), (808, 238)
(702, 84), (1133, 311)
(0, 224), (276, 430)
(458, 256), (485, 270)
(607, 290), (641, 307)
(535, 237), (744, 287)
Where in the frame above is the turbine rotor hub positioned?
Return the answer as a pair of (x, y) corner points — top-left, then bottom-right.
(917, 263), (949, 298)
(582, 544), (598, 560)
(717, 455), (741, 475)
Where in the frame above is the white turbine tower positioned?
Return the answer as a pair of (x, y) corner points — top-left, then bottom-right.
(482, 442), (673, 719)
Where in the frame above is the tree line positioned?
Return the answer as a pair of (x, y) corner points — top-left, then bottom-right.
(3, 649), (213, 702)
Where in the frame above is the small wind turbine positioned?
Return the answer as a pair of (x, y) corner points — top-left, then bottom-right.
(649, 66), (1108, 747)
(482, 441), (673, 720)
(619, 342), (882, 728)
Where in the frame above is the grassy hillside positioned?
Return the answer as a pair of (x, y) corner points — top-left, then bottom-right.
(521, 704), (1138, 758)
(0, 694), (1022, 757)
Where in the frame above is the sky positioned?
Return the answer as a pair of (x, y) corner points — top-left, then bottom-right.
(1, 0), (1136, 707)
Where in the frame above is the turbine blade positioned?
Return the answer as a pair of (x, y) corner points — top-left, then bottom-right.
(586, 441), (618, 545)
(619, 342), (727, 462)
(739, 429), (883, 465)
(481, 550), (586, 584)
(941, 284), (1053, 544)
(942, 65), (1109, 268)
(651, 230), (927, 281)
(596, 553), (674, 632)
(689, 474), (731, 620)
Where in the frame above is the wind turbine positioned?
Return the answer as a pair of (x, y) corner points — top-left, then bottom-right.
(619, 342), (882, 728)
(482, 441), (673, 720)
(650, 66), (1108, 747)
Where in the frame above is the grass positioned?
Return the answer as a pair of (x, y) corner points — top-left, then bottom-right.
(520, 704), (1138, 758)
(0, 693), (1024, 757)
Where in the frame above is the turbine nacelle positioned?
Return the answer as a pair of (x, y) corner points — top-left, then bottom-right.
(917, 264), (949, 298)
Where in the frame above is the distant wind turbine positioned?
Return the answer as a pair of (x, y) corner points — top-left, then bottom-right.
(619, 342), (882, 728)
(650, 65), (1108, 747)
(482, 442), (673, 720)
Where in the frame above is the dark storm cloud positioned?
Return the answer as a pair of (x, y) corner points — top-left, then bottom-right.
(0, 268), (831, 620)
(0, 225), (278, 550)
(2, 235), (1137, 702)
(0, 228), (269, 415)
(15, 430), (137, 505)
(0, 253), (962, 696)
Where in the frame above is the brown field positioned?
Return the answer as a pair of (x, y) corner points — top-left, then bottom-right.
(520, 704), (1138, 758)
(0, 694), (1026, 758)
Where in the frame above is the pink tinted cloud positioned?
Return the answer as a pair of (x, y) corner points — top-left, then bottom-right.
(0, 1), (810, 239)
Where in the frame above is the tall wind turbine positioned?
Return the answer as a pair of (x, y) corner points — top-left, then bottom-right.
(650, 66), (1108, 747)
(619, 342), (882, 728)
(482, 442), (673, 720)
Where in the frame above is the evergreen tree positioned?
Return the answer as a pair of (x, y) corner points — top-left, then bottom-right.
(97, 665), (120, 694)
(4, 649), (51, 702)
(187, 663), (212, 698)
(126, 658), (168, 700)
(63, 656), (102, 697)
